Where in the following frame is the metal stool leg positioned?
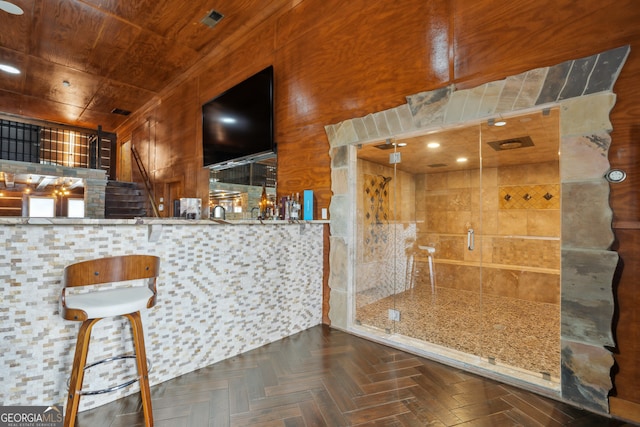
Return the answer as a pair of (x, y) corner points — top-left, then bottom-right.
(65, 318), (100, 427)
(126, 311), (153, 426)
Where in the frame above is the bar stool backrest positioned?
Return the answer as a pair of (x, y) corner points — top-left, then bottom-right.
(61, 255), (160, 321)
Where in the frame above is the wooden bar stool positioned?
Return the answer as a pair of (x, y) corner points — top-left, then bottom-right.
(60, 255), (160, 427)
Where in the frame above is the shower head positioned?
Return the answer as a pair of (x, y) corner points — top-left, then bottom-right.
(487, 135), (534, 151)
(379, 175), (392, 187)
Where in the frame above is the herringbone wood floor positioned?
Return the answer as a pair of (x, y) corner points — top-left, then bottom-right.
(75, 325), (632, 426)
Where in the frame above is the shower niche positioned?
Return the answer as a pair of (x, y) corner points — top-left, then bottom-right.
(355, 108), (561, 387)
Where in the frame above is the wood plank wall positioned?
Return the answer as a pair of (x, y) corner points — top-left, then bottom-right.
(114, 0), (640, 415)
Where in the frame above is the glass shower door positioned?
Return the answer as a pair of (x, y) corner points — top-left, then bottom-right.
(354, 125), (485, 357)
(353, 145), (398, 333)
(353, 110), (561, 387)
(353, 141), (418, 335)
(406, 125), (483, 356)
(478, 110), (561, 383)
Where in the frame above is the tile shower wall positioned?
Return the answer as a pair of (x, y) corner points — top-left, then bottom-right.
(0, 222), (323, 411)
(355, 160), (416, 306)
(416, 161), (560, 304)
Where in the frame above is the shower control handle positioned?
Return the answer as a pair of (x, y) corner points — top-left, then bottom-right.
(467, 228), (475, 251)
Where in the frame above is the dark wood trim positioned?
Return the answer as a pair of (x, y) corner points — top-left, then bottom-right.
(613, 221), (640, 230)
(322, 223), (330, 325)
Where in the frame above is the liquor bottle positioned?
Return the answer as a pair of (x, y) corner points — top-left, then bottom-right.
(293, 192), (301, 220)
(281, 196), (288, 220)
(259, 184), (268, 218)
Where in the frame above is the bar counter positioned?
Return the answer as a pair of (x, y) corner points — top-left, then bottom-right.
(0, 218), (326, 411)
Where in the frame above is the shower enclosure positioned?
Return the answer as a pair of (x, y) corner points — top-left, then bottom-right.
(354, 108), (561, 388)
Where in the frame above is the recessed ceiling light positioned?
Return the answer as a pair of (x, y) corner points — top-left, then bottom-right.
(427, 142), (440, 148)
(396, 142), (407, 147)
(0, 1), (24, 15)
(494, 121), (507, 127)
(456, 157), (468, 163)
(0, 63), (20, 74)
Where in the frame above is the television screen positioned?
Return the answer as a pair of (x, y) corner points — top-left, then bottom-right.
(202, 66), (275, 169)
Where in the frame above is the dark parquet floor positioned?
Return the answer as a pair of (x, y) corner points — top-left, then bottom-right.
(75, 325), (634, 426)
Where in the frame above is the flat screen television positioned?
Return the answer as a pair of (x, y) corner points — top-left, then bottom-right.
(202, 65), (275, 169)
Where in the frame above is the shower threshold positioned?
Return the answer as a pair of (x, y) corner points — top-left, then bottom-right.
(350, 322), (561, 396)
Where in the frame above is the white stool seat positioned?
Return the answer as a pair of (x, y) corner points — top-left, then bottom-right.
(65, 287), (154, 319)
(418, 245), (436, 292)
(418, 245), (436, 254)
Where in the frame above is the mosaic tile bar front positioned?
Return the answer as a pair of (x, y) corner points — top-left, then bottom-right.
(0, 220), (324, 411)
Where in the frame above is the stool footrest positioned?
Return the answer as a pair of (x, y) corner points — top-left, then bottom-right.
(67, 354), (152, 396)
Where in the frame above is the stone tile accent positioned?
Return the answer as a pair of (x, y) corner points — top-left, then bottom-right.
(395, 104), (416, 132)
(328, 120), (357, 147)
(325, 45), (630, 413)
(560, 92), (615, 136)
(537, 61), (573, 105)
(330, 146), (349, 169)
(406, 86), (452, 128)
(561, 133), (611, 181)
(460, 85), (486, 121)
(0, 222), (323, 411)
(443, 89), (470, 124)
(585, 46), (630, 94)
(373, 111), (391, 136)
(477, 81), (505, 117)
(561, 340), (614, 413)
(329, 195), (349, 237)
(331, 168), (349, 195)
(324, 124), (337, 144)
(495, 71), (528, 113)
(562, 181), (614, 249)
(559, 55), (599, 100)
(561, 249), (617, 346)
(384, 108), (404, 135)
(84, 178), (106, 218)
(363, 114), (378, 139)
(352, 117), (369, 141)
(327, 288), (348, 329)
(513, 68), (548, 110)
(329, 236), (348, 293)
(498, 184), (560, 210)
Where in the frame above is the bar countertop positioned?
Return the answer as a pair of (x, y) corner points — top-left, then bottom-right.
(0, 217), (330, 226)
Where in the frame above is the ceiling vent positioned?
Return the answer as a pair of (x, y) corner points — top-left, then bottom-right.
(111, 108), (131, 116)
(374, 143), (395, 150)
(487, 135), (534, 151)
(201, 10), (224, 28)
(428, 163), (448, 168)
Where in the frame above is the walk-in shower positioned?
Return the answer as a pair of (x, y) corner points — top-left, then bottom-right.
(354, 108), (561, 388)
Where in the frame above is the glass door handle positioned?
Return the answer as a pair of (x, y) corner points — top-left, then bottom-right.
(467, 228), (475, 251)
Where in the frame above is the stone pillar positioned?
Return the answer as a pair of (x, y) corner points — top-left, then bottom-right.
(558, 93), (618, 413)
(84, 178), (107, 218)
(327, 145), (350, 329)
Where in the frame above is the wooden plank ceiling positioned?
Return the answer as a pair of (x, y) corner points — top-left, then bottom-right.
(0, 0), (285, 132)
